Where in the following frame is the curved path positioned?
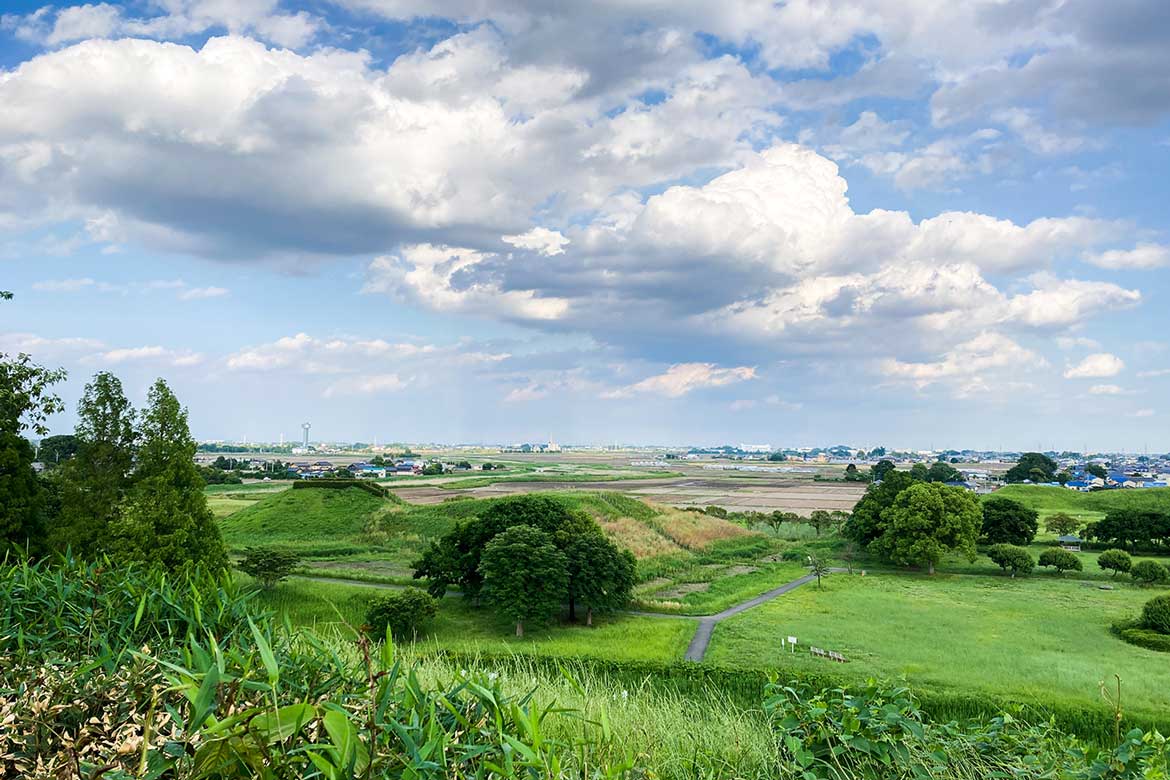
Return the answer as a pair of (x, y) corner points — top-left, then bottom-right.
(295, 569), (839, 663)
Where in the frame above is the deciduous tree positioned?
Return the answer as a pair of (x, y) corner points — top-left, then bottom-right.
(981, 497), (1039, 545)
(870, 482), (980, 575)
(479, 524), (568, 636)
(1038, 548), (1082, 576)
(1044, 513), (1081, 537)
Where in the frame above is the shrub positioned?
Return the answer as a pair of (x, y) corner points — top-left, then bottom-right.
(1109, 622), (1170, 654)
(987, 544), (1035, 576)
(1131, 560), (1170, 586)
(1098, 548), (1132, 577)
(237, 546), (301, 588)
(1038, 548), (1082, 575)
(365, 587), (439, 639)
(1141, 594), (1170, 634)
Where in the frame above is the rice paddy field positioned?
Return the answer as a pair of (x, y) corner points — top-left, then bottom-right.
(704, 572), (1170, 719)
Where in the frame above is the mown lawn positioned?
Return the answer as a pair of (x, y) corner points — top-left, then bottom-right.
(705, 572), (1170, 718)
(255, 577), (695, 663)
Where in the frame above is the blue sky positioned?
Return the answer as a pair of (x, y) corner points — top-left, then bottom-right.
(2, 0), (1169, 450)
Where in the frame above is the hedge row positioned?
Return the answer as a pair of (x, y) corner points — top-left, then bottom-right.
(431, 650), (1170, 747)
(290, 479), (389, 497)
(1111, 621), (1170, 653)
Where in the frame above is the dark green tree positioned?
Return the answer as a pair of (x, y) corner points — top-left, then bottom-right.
(1086, 463), (1108, 480)
(909, 463), (929, 482)
(844, 470), (914, 546)
(110, 379), (227, 571)
(986, 543), (1035, 576)
(925, 462), (963, 483)
(981, 497), (1039, 545)
(479, 524), (568, 636)
(871, 459), (896, 482)
(0, 330), (66, 555)
(413, 494), (592, 599)
(52, 372), (137, 556)
(1085, 510), (1165, 550)
(35, 434), (78, 468)
(870, 482), (981, 574)
(1004, 453), (1058, 483)
(565, 530), (635, 625)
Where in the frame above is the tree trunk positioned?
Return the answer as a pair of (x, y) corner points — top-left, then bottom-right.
(928, 560), (935, 575)
(568, 594), (577, 622)
(586, 607), (593, 627)
(515, 621), (524, 637)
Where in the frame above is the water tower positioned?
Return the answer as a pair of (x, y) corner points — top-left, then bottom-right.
(301, 422), (311, 448)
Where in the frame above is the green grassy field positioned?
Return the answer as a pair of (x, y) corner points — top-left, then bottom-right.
(220, 486), (399, 555)
(257, 577), (695, 662)
(705, 572), (1170, 718)
(987, 484), (1170, 526)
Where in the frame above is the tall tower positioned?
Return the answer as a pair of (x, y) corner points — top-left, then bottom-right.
(302, 422), (311, 448)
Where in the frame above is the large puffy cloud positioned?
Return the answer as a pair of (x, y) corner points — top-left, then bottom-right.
(375, 144), (1142, 373)
(0, 31), (778, 260)
(602, 363), (756, 399)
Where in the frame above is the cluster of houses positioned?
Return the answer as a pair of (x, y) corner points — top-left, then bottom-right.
(284, 459), (427, 479)
(1060, 472), (1170, 491)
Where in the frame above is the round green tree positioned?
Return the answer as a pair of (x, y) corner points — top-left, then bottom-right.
(981, 498), (1039, 545)
(479, 524), (568, 636)
(365, 587), (439, 640)
(1098, 549), (1132, 578)
(1038, 548), (1082, 576)
(987, 544), (1035, 577)
(870, 482), (981, 575)
(1141, 595), (1170, 635)
(1131, 560), (1170, 587)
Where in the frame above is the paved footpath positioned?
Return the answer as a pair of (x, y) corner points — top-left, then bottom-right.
(296, 569), (838, 663)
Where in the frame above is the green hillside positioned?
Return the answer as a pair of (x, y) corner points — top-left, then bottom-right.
(221, 485), (395, 555)
(986, 485), (1170, 526)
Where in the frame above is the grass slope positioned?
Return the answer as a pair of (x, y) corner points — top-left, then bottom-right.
(220, 485), (394, 555)
(706, 572), (1170, 719)
(987, 484), (1170, 526)
(258, 577), (695, 663)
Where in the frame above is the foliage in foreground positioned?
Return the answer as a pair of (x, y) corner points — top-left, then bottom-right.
(766, 679), (1169, 780)
(5, 558), (1170, 779)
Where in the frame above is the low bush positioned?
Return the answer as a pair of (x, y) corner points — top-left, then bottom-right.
(364, 587), (439, 640)
(1132, 559), (1170, 586)
(1112, 620), (1170, 653)
(1141, 594), (1170, 634)
(1038, 547), (1082, 575)
(987, 543), (1035, 576)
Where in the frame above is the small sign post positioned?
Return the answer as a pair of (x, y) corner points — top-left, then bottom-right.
(788, 636), (797, 653)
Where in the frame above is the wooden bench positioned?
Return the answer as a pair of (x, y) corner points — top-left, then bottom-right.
(809, 646), (848, 663)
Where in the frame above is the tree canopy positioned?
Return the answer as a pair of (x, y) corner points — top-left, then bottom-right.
(869, 482), (981, 574)
(110, 379), (227, 571)
(1004, 452), (1058, 483)
(843, 470), (914, 546)
(981, 497), (1039, 545)
(479, 524), (568, 636)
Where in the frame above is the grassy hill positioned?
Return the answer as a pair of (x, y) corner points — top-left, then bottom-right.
(221, 486), (787, 612)
(986, 484), (1170, 526)
(221, 485), (399, 556)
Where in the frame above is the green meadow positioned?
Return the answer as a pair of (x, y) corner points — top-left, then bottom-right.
(705, 572), (1170, 719)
